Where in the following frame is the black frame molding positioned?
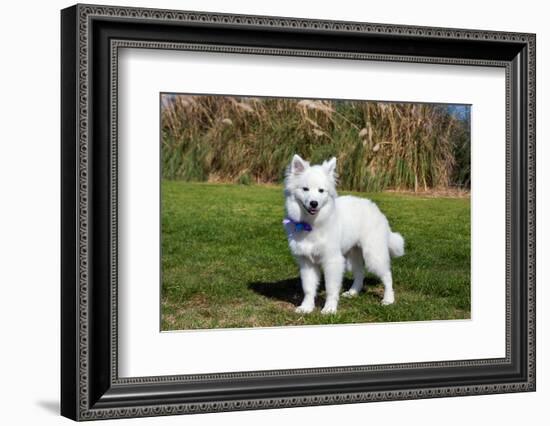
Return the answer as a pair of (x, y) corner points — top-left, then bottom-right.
(61, 4), (536, 421)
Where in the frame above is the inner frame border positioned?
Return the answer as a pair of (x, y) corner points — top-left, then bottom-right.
(110, 40), (510, 384)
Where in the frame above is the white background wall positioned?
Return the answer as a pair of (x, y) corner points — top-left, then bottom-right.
(0, 0), (547, 424)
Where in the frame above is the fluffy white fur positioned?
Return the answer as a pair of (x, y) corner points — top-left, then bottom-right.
(283, 154), (405, 314)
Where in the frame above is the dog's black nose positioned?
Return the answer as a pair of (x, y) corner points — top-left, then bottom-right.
(310, 201), (318, 208)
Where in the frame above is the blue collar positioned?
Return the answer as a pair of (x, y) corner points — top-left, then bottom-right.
(283, 217), (312, 232)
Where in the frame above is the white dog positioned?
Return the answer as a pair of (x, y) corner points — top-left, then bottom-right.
(283, 155), (404, 314)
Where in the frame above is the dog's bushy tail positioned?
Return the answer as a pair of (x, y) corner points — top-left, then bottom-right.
(389, 232), (405, 257)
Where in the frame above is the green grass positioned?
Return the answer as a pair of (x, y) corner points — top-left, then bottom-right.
(161, 181), (470, 330)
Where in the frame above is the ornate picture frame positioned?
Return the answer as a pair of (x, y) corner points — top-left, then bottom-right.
(61, 3), (535, 421)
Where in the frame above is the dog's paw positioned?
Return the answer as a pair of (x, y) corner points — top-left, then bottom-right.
(342, 289), (359, 298)
(381, 291), (395, 305)
(295, 304), (315, 314)
(321, 302), (338, 315)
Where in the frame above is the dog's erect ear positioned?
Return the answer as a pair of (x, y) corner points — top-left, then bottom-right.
(291, 154), (309, 174)
(323, 157), (337, 176)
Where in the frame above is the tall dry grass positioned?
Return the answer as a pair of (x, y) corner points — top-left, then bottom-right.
(161, 95), (470, 192)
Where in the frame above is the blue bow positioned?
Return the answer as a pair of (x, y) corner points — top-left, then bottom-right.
(283, 218), (312, 232)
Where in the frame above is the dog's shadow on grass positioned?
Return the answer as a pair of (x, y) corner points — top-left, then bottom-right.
(248, 278), (304, 306)
(248, 276), (380, 307)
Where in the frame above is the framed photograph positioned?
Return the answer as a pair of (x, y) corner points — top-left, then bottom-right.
(61, 4), (536, 421)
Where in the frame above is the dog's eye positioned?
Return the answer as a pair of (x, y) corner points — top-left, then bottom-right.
(319, 189), (325, 193)
(302, 187), (309, 192)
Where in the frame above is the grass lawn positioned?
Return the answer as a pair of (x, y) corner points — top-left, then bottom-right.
(161, 181), (470, 330)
